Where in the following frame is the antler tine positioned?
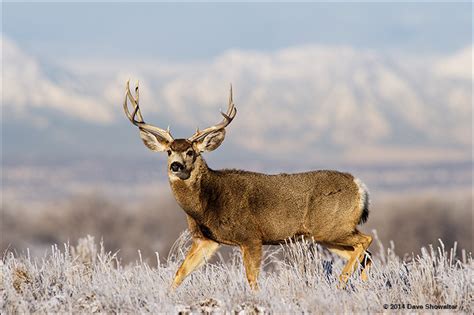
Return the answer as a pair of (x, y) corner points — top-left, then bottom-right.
(188, 84), (237, 142)
(219, 84), (236, 124)
(123, 80), (144, 123)
(123, 80), (174, 142)
(134, 80), (144, 122)
(219, 83), (235, 120)
(123, 80), (138, 123)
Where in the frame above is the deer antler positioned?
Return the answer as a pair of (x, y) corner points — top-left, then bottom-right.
(123, 80), (174, 143)
(188, 85), (237, 142)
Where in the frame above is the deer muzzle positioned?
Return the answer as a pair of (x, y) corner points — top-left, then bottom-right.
(170, 162), (185, 172)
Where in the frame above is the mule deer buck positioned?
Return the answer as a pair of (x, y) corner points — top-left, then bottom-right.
(123, 80), (372, 290)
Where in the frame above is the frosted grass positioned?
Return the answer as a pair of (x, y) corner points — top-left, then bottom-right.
(1, 231), (472, 313)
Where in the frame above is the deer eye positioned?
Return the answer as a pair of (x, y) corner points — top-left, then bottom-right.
(186, 150), (194, 157)
(167, 150), (172, 156)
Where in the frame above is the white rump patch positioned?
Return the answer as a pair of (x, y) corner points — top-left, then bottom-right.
(354, 177), (370, 211)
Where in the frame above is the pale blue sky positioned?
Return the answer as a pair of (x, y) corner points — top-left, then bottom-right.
(3, 2), (472, 61)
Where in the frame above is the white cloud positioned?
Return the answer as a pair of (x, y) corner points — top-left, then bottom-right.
(1, 36), (113, 124)
(434, 44), (473, 80)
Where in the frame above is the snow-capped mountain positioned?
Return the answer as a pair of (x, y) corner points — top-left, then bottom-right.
(2, 37), (471, 164)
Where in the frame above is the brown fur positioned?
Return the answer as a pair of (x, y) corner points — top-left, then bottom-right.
(171, 157), (364, 245)
(170, 139), (193, 151)
(168, 153), (373, 290)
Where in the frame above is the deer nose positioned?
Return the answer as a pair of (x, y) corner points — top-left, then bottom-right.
(170, 162), (185, 172)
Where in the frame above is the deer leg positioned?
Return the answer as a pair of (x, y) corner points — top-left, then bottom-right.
(327, 246), (372, 281)
(171, 238), (219, 289)
(326, 244), (353, 260)
(339, 244), (364, 284)
(331, 231), (373, 284)
(360, 250), (372, 282)
(240, 242), (262, 291)
(354, 233), (372, 282)
(325, 244), (355, 286)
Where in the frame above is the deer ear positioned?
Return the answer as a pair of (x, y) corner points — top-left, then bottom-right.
(195, 129), (226, 152)
(139, 129), (170, 152)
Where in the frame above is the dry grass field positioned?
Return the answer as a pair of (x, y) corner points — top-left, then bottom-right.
(1, 232), (471, 313)
(2, 193), (472, 313)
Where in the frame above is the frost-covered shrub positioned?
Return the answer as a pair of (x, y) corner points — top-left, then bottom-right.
(1, 232), (471, 313)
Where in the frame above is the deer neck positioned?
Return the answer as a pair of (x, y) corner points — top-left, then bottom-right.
(169, 155), (210, 220)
